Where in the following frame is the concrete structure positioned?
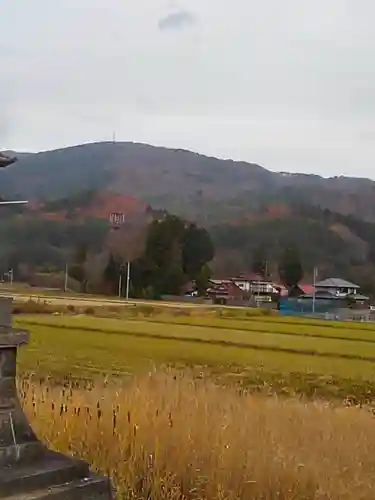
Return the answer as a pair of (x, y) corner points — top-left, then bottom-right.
(0, 153), (17, 168)
(0, 297), (114, 498)
(0, 148), (113, 496)
(0, 153), (27, 206)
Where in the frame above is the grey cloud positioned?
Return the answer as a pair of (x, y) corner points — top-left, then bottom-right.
(2, 0), (375, 178)
(0, 43), (26, 60)
(0, 84), (13, 143)
(158, 10), (196, 31)
(0, 108), (12, 144)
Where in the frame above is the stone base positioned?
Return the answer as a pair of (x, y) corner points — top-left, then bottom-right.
(0, 450), (114, 499)
(0, 297), (114, 499)
(3, 475), (112, 499)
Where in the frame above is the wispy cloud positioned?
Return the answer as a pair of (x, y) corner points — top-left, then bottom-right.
(0, 43), (25, 58)
(158, 10), (196, 31)
(3, 0), (375, 177)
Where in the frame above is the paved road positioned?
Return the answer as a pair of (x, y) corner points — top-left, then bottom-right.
(0, 292), (208, 309)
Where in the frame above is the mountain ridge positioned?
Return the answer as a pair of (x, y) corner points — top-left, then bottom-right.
(4, 142), (374, 182)
(1, 141), (375, 224)
(1, 141), (375, 290)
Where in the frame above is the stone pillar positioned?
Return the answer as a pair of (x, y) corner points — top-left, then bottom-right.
(0, 297), (114, 499)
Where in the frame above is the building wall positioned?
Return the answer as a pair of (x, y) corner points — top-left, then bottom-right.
(279, 297), (342, 316)
(233, 280), (274, 294)
(316, 286), (357, 296)
(233, 280), (251, 292)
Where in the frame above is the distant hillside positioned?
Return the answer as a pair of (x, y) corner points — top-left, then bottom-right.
(1, 142), (375, 223)
(211, 204), (375, 284)
(27, 190), (150, 222)
(2, 141), (375, 294)
(1, 192), (375, 294)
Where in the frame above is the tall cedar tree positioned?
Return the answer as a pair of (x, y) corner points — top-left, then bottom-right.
(68, 243), (88, 293)
(103, 253), (120, 295)
(132, 214), (214, 297)
(279, 245), (303, 288)
(251, 245), (268, 277)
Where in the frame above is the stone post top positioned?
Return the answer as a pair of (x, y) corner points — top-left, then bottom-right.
(0, 297), (29, 347)
(0, 327), (30, 347)
(0, 296), (12, 327)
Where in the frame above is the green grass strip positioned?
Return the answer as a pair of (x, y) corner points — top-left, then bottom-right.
(18, 319), (375, 364)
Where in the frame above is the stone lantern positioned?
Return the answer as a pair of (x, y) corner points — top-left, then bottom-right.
(0, 154), (114, 498)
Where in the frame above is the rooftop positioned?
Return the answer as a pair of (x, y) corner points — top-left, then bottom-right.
(298, 283), (315, 295)
(347, 293), (369, 301)
(315, 278), (360, 289)
(231, 273), (271, 282)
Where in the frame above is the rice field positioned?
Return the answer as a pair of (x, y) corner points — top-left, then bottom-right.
(15, 309), (375, 400)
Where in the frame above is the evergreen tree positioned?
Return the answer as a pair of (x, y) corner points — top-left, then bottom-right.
(131, 214), (214, 297)
(182, 223), (214, 279)
(103, 253), (120, 295)
(195, 264), (212, 295)
(279, 245), (303, 288)
(251, 245), (268, 277)
(68, 243), (88, 292)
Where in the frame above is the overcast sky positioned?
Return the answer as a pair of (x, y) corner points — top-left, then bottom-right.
(1, 0), (375, 178)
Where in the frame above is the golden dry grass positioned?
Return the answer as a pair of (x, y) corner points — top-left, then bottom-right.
(20, 372), (375, 500)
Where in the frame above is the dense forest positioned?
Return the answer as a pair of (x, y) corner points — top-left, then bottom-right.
(0, 211), (215, 298)
(1, 197), (375, 297)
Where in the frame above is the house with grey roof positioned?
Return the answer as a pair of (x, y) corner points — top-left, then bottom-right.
(315, 278), (370, 305)
(315, 278), (360, 297)
(280, 277), (371, 317)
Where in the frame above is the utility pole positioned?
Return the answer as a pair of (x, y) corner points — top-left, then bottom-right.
(64, 263), (68, 293)
(125, 261), (130, 300)
(312, 266), (317, 314)
(118, 272), (122, 299)
(8, 269), (13, 285)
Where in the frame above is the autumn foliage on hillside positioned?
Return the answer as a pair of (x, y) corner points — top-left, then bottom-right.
(25, 190), (148, 222)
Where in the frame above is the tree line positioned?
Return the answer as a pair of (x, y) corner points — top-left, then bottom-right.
(4, 204), (369, 296)
(68, 223), (304, 298)
(69, 214), (215, 298)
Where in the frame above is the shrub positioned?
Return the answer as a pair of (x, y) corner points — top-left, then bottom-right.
(172, 308), (191, 317)
(134, 305), (157, 317)
(13, 299), (54, 315)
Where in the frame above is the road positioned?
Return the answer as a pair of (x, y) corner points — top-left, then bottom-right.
(0, 291), (208, 309)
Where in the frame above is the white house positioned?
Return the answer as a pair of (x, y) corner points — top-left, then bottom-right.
(231, 274), (277, 295)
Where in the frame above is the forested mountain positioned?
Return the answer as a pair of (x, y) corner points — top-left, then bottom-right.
(2, 142), (375, 223)
(1, 141), (375, 292)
